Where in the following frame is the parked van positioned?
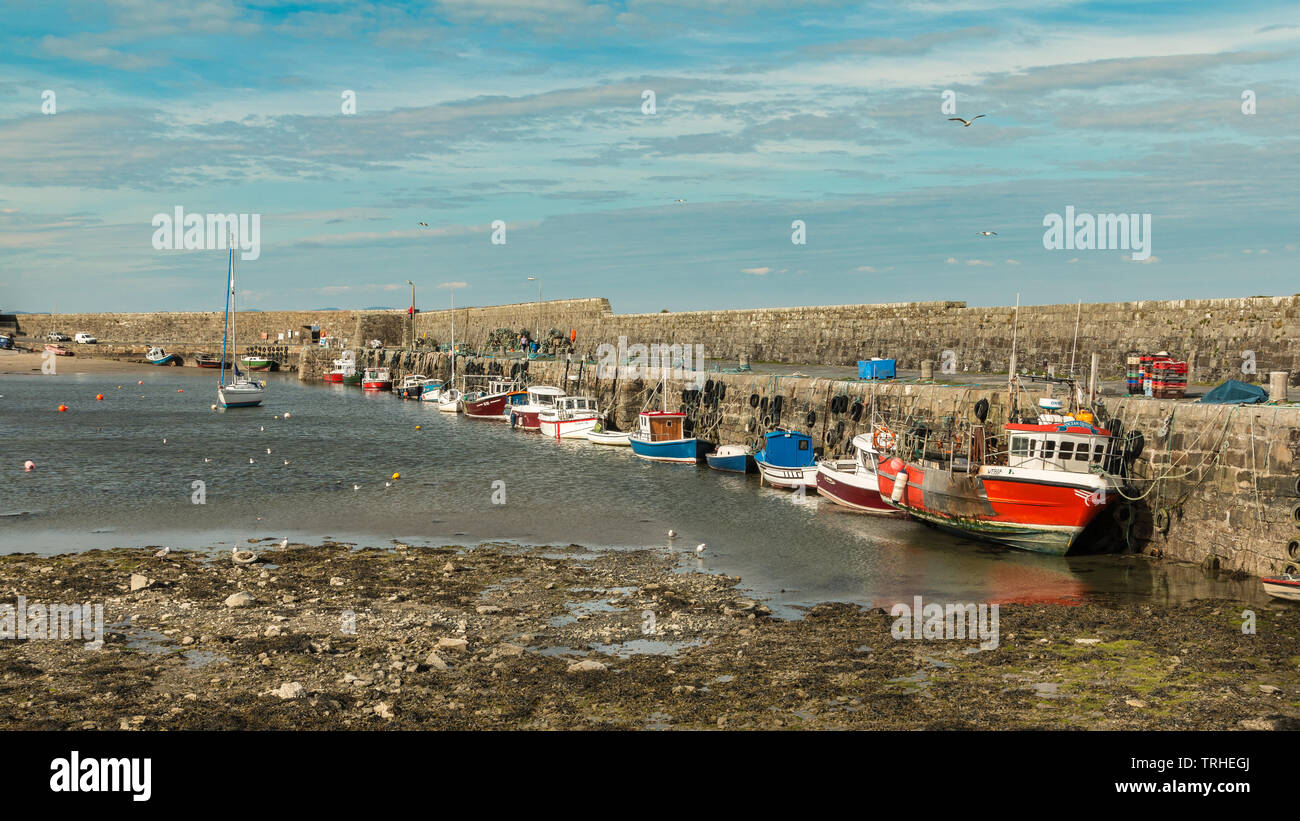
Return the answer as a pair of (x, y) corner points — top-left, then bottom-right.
(74, 332), (97, 344)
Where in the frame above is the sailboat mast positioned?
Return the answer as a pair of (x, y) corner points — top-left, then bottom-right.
(220, 244), (232, 387)
(450, 289), (456, 386)
(1008, 292), (1020, 418)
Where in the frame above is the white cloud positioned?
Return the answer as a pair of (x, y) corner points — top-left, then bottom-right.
(741, 266), (770, 275)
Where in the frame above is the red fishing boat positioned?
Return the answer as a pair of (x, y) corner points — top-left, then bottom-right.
(509, 386), (564, 431)
(463, 379), (523, 420)
(361, 366), (392, 392)
(875, 395), (1123, 555)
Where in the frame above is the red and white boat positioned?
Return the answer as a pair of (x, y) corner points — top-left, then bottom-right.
(44, 343), (74, 357)
(875, 396), (1122, 555)
(361, 366), (392, 392)
(509, 386), (565, 431)
(1262, 574), (1300, 602)
(539, 396), (600, 439)
(463, 379), (524, 420)
(816, 431), (904, 516)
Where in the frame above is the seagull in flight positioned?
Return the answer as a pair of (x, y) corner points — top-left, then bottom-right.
(418, 222), (429, 227)
(948, 114), (986, 127)
(977, 231), (998, 237)
(673, 199), (686, 204)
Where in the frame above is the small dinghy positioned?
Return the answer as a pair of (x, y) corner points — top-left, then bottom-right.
(706, 444), (755, 473)
(1262, 574), (1300, 602)
(585, 427), (631, 446)
(146, 346), (178, 365)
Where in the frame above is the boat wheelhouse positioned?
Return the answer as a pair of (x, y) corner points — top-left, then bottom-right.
(538, 395), (600, 439)
(509, 386), (565, 431)
(815, 431), (900, 515)
(755, 430), (818, 489)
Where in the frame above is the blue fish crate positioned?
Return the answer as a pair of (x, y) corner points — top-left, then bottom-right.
(857, 359), (896, 380)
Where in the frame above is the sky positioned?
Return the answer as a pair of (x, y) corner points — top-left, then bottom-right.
(0, 0), (1297, 314)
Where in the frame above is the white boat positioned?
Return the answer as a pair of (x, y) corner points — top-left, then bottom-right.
(585, 428), (631, 446)
(815, 432), (902, 515)
(437, 387), (462, 413)
(216, 240), (264, 409)
(539, 396), (600, 439)
(1262, 574), (1300, 602)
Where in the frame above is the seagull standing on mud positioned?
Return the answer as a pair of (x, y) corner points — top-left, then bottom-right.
(948, 114), (986, 127)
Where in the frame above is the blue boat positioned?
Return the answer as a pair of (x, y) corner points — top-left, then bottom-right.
(754, 429), (817, 489)
(706, 445), (755, 473)
(146, 346), (177, 365)
(629, 410), (710, 463)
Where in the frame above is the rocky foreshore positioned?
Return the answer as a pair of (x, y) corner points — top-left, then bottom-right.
(0, 542), (1296, 730)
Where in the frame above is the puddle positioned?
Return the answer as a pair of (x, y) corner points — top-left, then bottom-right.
(111, 621), (229, 668)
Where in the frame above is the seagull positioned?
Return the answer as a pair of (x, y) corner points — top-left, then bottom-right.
(204, 457), (211, 463)
(418, 222), (429, 227)
(260, 426), (264, 432)
(283, 459), (290, 465)
(162, 438), (167, 444)
(154, 547), (170, 558)
(948, 115), (986, 127)
(385, 481), (392, 488)
(696, 543), (706, 553)
(352, 484), (361, 491)
(279, 538), (288, 549)
(674, 199), (686, 204)
(249, 458), (255, 464)
(977, 231), (998, 237)
(266, 448), (271, 454)
(668, 530), (677, 539)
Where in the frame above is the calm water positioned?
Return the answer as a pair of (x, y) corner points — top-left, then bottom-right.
(0, 367), (1269, 614)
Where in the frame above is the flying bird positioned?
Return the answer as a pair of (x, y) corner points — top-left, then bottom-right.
(418, 222), (429, 227)
(948, 115), (986, 127)
(977, 231), (998, 237)
(673, 199), (686, 204)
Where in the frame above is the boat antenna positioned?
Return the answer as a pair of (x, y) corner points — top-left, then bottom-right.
(1068, 298), (1081, 379)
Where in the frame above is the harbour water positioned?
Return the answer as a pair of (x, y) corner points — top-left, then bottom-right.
(1, 368), (1269, 615)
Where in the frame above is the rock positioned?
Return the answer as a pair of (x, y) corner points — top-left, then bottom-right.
(424, 651), (449, 671)
(271, 682), (305, 700)
(1074, 638), (1101, 645)
(442, 562), (455, 573)
(1259, 684), (1281, 694)
(264, 625), (282, 637)
(436, 637), (469, 653)
(1125, 698), (1147, 708)
(224, 591), (256, 608)
(374, 701), (394, 720)
(476, 605), (502, 614)
(329, 577), (345, 587)
(567, 659), (607, 674)
(1239, 718), (1276, 731)
(129, 574), (152, 591)
(181, 636), (194, 645)
(492, 643), (525, 658)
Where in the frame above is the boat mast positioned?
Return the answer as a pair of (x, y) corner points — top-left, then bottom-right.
(449, 288), (456, 388)
(220, 241), (232, 387)
(1008, 292), (1020, 419)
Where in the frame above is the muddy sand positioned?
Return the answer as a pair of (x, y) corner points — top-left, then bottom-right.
(0, 542), (1296, 730)
(0, 350), (156, 376)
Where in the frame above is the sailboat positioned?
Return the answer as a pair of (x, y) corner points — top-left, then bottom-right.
(437, 288), (461, 413)
(217, 240), (265, 409)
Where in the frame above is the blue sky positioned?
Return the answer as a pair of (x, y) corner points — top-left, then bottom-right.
(1, 0), (1297, 313)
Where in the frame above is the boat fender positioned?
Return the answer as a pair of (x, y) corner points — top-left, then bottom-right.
(806, 410), (816, 426)
(704, 379), (714, 394)
(850, 401), (863, 422)
(1123, 430), (1144, 460)
(761, 414), (773, 429)
(759, 396), (768, 413)
(1112, 503), (1135, 528)
(772, 396), (784, 415)
(890, 470), (908, 502)
(749, 393), (759, 408)
(1289, 539), (1300, 561)
(745, 417), (756, 433)
(973, 398), (990, 423)
(1154, 508), (1171, 535)
(1291, 502), (1300, 528)
(716, 383), (726, 401)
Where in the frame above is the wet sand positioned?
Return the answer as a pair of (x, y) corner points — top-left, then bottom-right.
(0, 542), (1295, 730)
(0, 350), (155, 376)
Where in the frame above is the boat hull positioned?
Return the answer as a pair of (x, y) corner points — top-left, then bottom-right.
(585, 430), (631, 446)
(322, 372), (344, 383)
(875, 460), (1112, 555)
(706, 452), (754, 473)
(756, 461), (818, 489)
(241, 359), (273, 372)
(148, 355), (177, 366)
(511, 409), (542, 431)
(815, 461), (899, 515)
(218, 384), (264, 408)
(539, 416), (598, 439)
(1262, 578), (1300, 602)
(362, 380), (391, 392)
(464, 393), (511, 419)
(630, 436), (709, 463)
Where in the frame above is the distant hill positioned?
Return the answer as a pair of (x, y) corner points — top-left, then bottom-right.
(362, 306), (396, 310)
(313, 307), (343, 311)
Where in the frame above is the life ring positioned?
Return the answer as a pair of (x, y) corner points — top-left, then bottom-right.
(1154, 508), (1171, 534)
(872, 426), (896, 452)
(1112, 503), (1135, 528)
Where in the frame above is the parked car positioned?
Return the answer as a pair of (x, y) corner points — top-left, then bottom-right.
(46, 331), (71, 342)
(74, 332), (97, 344)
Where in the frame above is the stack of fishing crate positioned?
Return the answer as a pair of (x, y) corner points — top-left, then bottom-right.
(1127, 353), (1188, 398)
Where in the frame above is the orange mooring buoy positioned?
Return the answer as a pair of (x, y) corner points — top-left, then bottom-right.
(57, 404), (68, 412)
(24, 460), (35, 472)
(96, 394), (104, 400)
